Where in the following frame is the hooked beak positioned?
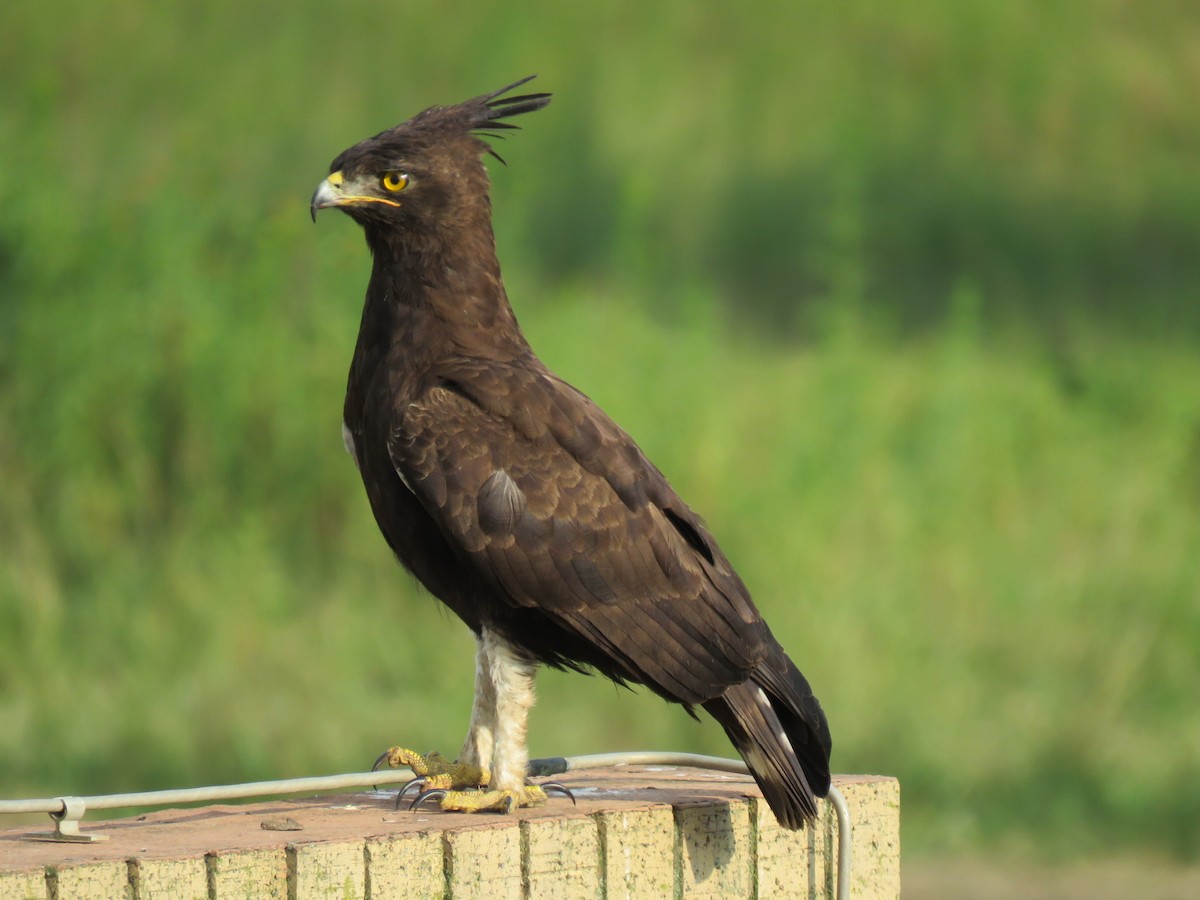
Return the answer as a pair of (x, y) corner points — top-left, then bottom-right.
(310, 171), (344, 223)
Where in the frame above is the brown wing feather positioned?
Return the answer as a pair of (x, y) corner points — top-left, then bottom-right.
(388, 362), (768, 704)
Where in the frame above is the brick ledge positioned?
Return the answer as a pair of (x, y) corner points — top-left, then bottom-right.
(0, 768), (898, 898)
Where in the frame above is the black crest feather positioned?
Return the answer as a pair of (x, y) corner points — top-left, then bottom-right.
(357, 76), (551, 166)
(474, 75), (552, 128)
(461, 76), (550, 164)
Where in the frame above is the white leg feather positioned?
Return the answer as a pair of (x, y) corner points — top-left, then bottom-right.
(482, 628), (537, 794)
(458, 636), (497, 776)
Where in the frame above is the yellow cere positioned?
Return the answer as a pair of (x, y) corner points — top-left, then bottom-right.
(328, 171), (344, 187)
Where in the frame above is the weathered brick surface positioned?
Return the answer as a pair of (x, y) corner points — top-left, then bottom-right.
(49, 860), (128, 900)
(595, 806), (676, 899)
(523, 814), (601, 898)
(444, 821), (523, 899)
(206, 847), (288, 899)
(289, 839), (366, 899)
(130, 856), (208, 899)
(756, 797), (819, 898)
(364, 831), (443, 900)
(675, 798), (754, 898)
(0, 868), (46, 900)
(842, 775), (902, 899)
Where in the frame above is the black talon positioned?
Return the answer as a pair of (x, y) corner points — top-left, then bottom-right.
(540, 782), (576, 805)
(410, 789), (447, 812)
(395, 777), (427, 808)
(370, 750), (396, 790)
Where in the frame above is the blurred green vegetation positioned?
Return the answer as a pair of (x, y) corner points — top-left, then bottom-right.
(2, 0), (1198, 864)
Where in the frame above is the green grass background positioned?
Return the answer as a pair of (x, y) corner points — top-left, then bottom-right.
(2, 0), (1199, 864)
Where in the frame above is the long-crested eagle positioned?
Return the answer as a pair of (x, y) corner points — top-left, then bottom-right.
(310, 77), (832, 829)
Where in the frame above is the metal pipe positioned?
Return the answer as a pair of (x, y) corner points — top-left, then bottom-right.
(0, 769), (414, 817)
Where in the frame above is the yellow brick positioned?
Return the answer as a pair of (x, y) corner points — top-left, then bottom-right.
(444, 822), (522, 900)
(0, 868), (46, 900)
(755, 798), (819, 898)
(130, 857), (207, 899)
(523, 816), (601, 899)
(755, 777), (902, 900)
(289, 840), (365, 899)
(676, 799), (753, 898)
(841, 778), (901, 900)
(207, 847), (287, 899)
(595, 806), (676, 900)
(365, 831), (442, 899)
(50, 861), (128, 900)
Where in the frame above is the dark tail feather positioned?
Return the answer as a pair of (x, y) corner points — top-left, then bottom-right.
(702, 646), (831, 830)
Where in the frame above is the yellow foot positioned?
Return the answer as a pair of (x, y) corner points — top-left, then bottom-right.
(373, 746), (488, 791)
(421, 784), (550, 814)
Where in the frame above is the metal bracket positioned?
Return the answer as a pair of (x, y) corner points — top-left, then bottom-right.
(27, 797), (108, 843)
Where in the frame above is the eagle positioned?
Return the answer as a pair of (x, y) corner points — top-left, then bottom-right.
(310, 77), (831, 828)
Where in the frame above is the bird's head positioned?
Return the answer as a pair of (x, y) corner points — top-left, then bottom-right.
(310, 76), (550, 238)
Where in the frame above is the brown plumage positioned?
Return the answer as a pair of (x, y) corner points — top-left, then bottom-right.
(311, 77), (831, 828)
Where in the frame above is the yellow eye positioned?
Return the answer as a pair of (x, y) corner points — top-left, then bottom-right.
(381, 171), (409, 193)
